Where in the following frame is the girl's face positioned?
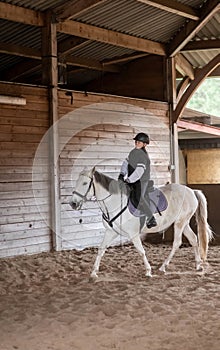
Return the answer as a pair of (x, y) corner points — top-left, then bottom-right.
(135, 140), (146, 149)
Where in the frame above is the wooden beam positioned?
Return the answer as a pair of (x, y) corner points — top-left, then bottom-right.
(182, 39), (220, 52)
(172, 123), (180, 183)
(166, 56), (177, 111)
(0, 2), (44, 26)
(66, 55), (119, 72)
(167, 0), (220, 57)
(137, 0), (199, 20)
(175, 54), (194, 80)
(0, 42), (41, 60)
(102, 52), (148, 65)
(57, 20), (166, 55)
(42, 13), (61, 251)
(173, 53), (220, 123)
(166, 57), (178, 183)
(0, 41), (118, 76)
(3, 60), (41, 81)
(177, 119), (220, 136)
(54, 0), (107, 21)
(177, 76), (191, 102)
(58, 37), (89, 55)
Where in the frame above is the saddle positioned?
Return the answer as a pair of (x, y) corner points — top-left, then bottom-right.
(128, 181), (168, 218)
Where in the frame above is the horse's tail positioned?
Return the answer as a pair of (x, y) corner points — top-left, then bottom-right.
(194, 190), (213, 261)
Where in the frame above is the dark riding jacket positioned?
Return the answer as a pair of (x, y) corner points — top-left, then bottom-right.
(120, 147), (153, 218)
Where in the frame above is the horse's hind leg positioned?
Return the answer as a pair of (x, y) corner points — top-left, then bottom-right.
(91, 228), (117, 279)
(183, 224), (202, 271)
(131, 235), (152, 277)
(159, 221), (184, 273)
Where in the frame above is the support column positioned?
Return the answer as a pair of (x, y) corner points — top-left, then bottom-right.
(166, 57), (179, 183)
(42, 12), (61, 250)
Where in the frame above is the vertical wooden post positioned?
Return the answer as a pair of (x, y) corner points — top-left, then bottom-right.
(42, 12), (61, 251)
(166, 57), (179, 183)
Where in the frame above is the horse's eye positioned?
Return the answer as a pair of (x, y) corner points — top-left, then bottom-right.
(83, 182), (87, 186)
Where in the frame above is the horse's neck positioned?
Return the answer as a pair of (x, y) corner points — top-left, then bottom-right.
(94, 182), (110, 200)
(94, 181), (127, 212)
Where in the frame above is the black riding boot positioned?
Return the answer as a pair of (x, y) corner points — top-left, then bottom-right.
(146, 215), (157, 228)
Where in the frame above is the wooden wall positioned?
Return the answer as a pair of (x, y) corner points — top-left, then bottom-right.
(0, 83), (51, 257)
(58, 90), (170, 250)
(0, 83), (170, 257)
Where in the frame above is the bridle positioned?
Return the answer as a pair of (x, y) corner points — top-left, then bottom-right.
(72, 173), (128, 229)
(72, 175), (94, 208)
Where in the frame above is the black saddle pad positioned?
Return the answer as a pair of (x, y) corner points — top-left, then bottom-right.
(128, 187), (168, 217)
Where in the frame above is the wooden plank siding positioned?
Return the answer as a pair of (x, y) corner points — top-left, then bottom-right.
(0, 83), (51, 257)
(58, 90), (170, 250)
(0, 83), (170, 257)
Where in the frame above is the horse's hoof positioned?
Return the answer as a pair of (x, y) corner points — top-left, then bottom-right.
(159, 266), (166, 273)
(146, 271), (152, 278)
(196, 265), (204, 272)
(90, 272), (98, 280)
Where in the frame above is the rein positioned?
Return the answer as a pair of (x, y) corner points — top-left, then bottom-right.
(102, 202), (128, 228)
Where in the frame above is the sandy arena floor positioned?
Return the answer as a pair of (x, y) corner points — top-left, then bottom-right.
(0, 243), (219, 350)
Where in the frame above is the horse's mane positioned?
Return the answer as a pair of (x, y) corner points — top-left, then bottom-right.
(94, 170), (128, 195)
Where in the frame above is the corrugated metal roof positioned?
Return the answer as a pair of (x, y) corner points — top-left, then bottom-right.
(195, 12), (220, 40)
(178, 0), (205, 8)
(0, 19), (41, 48)
(70, 41), (136, 61)
(71, 0), (186, 43)
(1, 0), (65, 11)
(0, 0), (219, 87)
(182, 50), (219, 68)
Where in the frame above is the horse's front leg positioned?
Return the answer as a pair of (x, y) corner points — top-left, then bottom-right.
(91, 228), (118, 279)
(131, 235), (152, 277)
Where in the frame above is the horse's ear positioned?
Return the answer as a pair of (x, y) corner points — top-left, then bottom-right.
(91, 166), (96, 175)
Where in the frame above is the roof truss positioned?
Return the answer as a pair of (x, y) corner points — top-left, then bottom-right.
(137, 0), (199, 20)
(0, 1), (218, 58)
(167, 0), (220, 56)
(0, 1), (219, 87)
(54, 0), (108, 22)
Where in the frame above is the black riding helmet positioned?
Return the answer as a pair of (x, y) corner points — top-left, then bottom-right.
(133, 132), (149, 144)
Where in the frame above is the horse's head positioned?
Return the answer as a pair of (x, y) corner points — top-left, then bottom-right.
(70, 167), (95, 210)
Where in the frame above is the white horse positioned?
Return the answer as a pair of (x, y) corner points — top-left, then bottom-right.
(70, 168), (212, 278)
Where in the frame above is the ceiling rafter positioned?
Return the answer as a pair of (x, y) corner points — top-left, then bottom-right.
(102, 52), (148, 65)
(57, 20), (166, 55)
(0, 42), (41, 59)
(53, 0), (108, 22)
(167, 0), (220, 57)
(0, 2), (44, 26)
(58, 37), (89, 55)
(66, 56), (119, 72)
(137, 0), (199, 20)
(182, 39), (220, 52)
